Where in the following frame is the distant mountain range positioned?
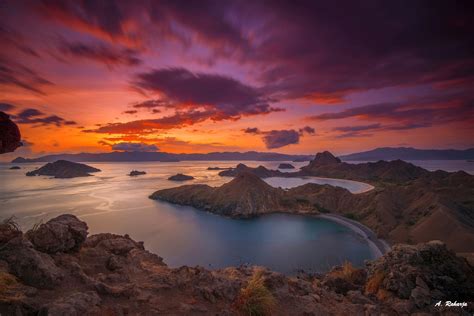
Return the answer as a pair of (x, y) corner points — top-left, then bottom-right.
(11, 151), (314, 163)
(340, 147), (474, 161)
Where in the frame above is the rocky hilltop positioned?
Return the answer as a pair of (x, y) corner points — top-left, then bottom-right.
(1, 215), (472, 315)
(218, 163), (283, 178)
(26, 160), (101, 178)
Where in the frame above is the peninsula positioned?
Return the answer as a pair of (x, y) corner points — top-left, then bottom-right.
(151, 151), (474, 254)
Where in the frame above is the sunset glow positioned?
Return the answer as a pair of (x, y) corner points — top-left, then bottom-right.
(1, 1), (473, 161)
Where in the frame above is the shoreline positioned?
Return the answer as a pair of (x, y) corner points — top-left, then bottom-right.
(318, 213), (391, 257)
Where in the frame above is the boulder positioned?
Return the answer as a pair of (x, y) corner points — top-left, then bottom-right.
(0, 236), (62, 289)
(44, 291), (101, 315)
(26, 214), (88, 254)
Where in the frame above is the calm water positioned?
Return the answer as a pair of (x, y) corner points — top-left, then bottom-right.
(2, 160), (379, 274)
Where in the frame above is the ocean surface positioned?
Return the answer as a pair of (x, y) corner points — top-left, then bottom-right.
(1, 159), (469, 273)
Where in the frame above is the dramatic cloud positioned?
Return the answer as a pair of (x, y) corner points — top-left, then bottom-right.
(13, 108), (77, 127)
(0, 58), (52, 94)
(244, 126), (315, 149)
(132, 68), (283, 119)
(0, 103), (15, 112)
(59, 41), (142, 67)
(132, 99), (172, 109)
(123, 110), (138, 115)
(34, 1), (474, 102)
(111, 142), (159, 152)
(310, 93), (474, 129)
(83, 110), (215, 134)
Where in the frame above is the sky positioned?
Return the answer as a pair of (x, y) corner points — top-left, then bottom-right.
(1, 0), (473, 159)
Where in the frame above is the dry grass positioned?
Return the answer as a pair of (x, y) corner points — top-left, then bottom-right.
(234, 270), (277, 316)
(0, 216), (21, 246)
(365, 270), (385, 295)
(0, 272), (24, 301)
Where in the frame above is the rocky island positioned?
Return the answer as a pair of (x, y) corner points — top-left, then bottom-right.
(129, 170), (146, 176)
(153, 151), (474, 254)
(0, 215), (472, 315)
(9, 166), (21, 170)
(218, 163), (284, 178)
(25, 160), (101, 178)
(278, 163), (295, 169)
(168, 173), (194, 181)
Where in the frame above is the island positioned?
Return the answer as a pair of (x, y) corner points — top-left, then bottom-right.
(218, 163), (283, 178)
(129, 170), (146, 176)
(0, 214), (472, 315)
(168, 173), (194, 181)
(207, 166), (232, 170)
(25, 160), (101, 178)
(152, 151), (474, 254)
(278, 163), (295, 169)
(9, 166), (21, 170)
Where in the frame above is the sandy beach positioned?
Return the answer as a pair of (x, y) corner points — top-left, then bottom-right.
(319, 213), (390, 257)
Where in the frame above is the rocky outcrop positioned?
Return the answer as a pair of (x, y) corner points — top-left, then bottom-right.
(26, 160), (101, 178)
(299, 152), (428, 184)
(218, 163), (283, 178)
(129, 170), (146, 176)
(0, 111), (21, 154)
(152, 172), (317, 217)
(0, 215), (472, 315)
(168, 173), (194, 181)
(26, 214), (88, 253)
(278, 163), (295, 169)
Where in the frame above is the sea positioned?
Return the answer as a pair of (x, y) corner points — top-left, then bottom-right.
(1, 159), (471, 274)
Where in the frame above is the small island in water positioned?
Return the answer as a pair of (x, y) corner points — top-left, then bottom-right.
(25, 160), (101, 178)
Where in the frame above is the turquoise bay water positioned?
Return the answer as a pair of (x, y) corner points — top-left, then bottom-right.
(1, 161), (377, 274)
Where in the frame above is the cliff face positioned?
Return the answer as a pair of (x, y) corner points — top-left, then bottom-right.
(1, 215), (472, 315)
(26, 160), (101, 178)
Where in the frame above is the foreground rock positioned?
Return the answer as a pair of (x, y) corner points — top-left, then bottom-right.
(278, 163), (295, 169)
(0, 215), (472, 315)
(129, 170), (146, 176)
(26, 214), (88, 253)
(26, 160), (101, 178)
(0, 111), (21, 154)
(168, 173), (194, 181)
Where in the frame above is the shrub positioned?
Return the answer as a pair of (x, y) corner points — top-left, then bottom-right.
(234, 270), (276, 316)
(365, 270), (385, 295)
(0, 216), (21, 246)
(344, 213), (357, 220)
